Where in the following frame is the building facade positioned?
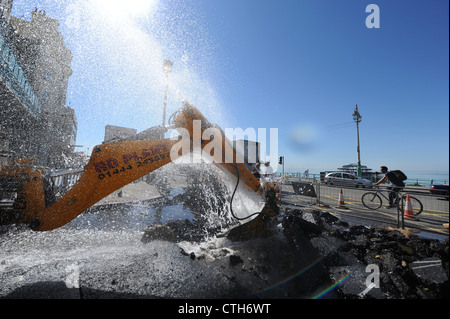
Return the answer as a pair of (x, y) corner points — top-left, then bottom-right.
(0, 0), (13, 24)
(1, 2), (77, 168)
(104, 125), (137, 143)
(1, 2), (43, 160)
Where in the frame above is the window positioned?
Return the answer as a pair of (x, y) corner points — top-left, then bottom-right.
(8, 49), (15, 70)
(43, 70), (52, 81)
(41, 91), (49, 104)
(2, 45), (9, 61)
(18, 68), (25, 86)
(0, 34), (5, 50)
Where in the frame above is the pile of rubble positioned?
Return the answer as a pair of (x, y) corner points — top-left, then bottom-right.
(1, 205), (447, 299)
(281, 208), (449, 299)
(142, 207), (448, 299)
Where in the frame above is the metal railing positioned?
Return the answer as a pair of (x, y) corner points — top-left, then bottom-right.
(282, 178), (449, 235)
(49, 168), (84, 198)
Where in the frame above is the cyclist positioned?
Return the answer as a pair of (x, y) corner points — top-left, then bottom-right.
(374, 166), (405, 208)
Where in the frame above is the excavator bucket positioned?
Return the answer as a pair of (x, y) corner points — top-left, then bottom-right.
(227, 187), (279, 242)
(171, 103), (280, 241)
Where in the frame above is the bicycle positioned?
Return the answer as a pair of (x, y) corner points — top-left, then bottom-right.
(361, 187), (423, 216)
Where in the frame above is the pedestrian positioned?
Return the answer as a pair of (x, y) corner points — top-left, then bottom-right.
(374, 166), (405, 208)
(373, 172), (379, 183)
(264, 162), (273, 178)
(262, 162), (273, 183)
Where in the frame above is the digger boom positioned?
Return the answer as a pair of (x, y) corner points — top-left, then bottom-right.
(2, 103), (269, 232)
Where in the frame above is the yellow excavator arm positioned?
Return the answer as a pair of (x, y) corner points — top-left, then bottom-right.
(12, 103), (267, 232)
(29, 139), (178, 231)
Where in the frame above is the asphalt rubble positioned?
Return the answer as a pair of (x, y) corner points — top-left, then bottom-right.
(141, 207), (449, 299)
(280, 208), (449, 299)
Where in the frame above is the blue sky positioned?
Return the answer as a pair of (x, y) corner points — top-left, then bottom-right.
(11, 0), (449, 173)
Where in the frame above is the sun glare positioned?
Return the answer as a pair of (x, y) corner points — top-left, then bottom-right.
(92, 0), (157, 20)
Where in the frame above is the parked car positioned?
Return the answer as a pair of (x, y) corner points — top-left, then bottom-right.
(430, 184), (449, 199)
(324, 172), (373, 188)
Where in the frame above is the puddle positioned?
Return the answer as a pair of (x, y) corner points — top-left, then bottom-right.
(415, 230), (448, 242)
(168, 187), (185, 199)
(65, 203), (194, 232)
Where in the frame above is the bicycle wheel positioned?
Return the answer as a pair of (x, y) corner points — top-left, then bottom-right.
(362, 192), (382, 210)
(399, 195), (424, 216)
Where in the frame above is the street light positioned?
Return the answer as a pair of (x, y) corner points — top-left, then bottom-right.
(353, 104), (362, 177)
(162, 60), (173, 129)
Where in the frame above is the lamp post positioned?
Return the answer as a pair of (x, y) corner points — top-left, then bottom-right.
(353, 104), (362, 177)
(162, 59), (173, 130)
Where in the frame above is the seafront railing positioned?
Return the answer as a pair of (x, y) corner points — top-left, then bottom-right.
(279, 172), (447, 187)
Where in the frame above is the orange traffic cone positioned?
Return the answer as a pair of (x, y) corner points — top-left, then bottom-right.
(338, 188), (347, 208)
(404, 195), (415, 220)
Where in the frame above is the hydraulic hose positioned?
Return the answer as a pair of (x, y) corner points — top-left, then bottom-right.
(229, 164), (262, 221)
